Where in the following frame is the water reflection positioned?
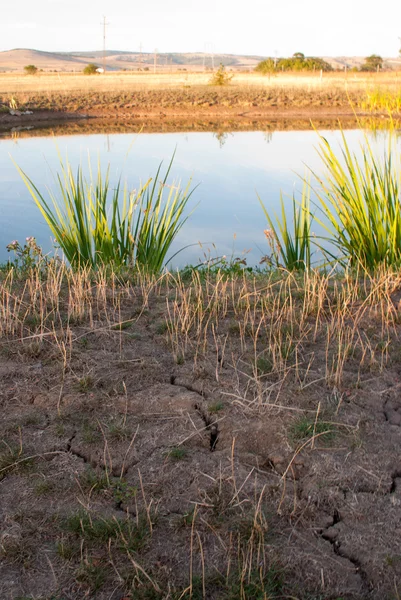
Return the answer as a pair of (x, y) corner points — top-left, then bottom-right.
(0, 117), (361, 140)
(0, 126), (396, 268)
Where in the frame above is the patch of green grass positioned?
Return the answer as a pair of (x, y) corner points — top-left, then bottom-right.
(108, 420), (131, 441)
(176, 567), (283, 600)
(175, 508), (196, 528)
(34, 478), (55, 495)
(280, 336), (295, 360)
(56, 537), (80, 560)
(77, 469), (137, 504)
(79, 336), (89, 348)
(21, 412), (42, 426)
(24, 313), (42, 329)
(256, 354), (273, 375)
(62, 510), (151, 552)
(155, 321), (168, 334)
(62, 511), (121, 542)
(78, 374), (94, 393)
(226, 567), (283, 599)
(76, 559), (106, 592)
(208, 401), (224, 413)
(166, 446), (188, 461)
(290, 416), (336, 443)
(55, 423), (65, 437)
(112, 479), (137, 504)
(0, 445), (33, 480)
(175, 353), (185, 365)
(228, 320), (240, 334)
(0, 534), (35, 565)
(78, 467), (110, 492)
(81, 421), (101, 443)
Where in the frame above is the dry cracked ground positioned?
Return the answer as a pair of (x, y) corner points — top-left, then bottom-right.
(0, 269), (400, 600)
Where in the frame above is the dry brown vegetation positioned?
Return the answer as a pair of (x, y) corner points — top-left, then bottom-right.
(1, 263), (401, 599)
(1, 71), (401, 122)
(2, 70), (401, 94)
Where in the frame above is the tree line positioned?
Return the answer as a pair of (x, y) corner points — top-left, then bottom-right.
(255, 53), (385, 74)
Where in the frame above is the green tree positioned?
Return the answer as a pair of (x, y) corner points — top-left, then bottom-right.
(83, 63), (100, 75)
(24, 65), (38, 75)
(255, 58), (276, 75)
(360, 55), (383, 71)
(273, 55), (332, 72)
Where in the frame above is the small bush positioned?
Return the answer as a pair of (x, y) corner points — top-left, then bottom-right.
(209, 63), (233, 86)
(83, 63), (100, 75)
(24, 65), (38, 75)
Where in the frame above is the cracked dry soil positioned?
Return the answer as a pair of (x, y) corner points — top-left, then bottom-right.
(0, 276), (400, 600)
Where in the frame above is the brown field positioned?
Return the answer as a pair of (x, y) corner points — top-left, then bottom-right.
(1, 69), (401, 95)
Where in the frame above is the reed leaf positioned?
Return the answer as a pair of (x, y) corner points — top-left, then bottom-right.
(258, 183), (312, 271)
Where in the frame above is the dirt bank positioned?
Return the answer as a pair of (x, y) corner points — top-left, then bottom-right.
(0, 86), (385, 131)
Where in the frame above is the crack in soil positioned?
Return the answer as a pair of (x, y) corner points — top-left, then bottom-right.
(65, 431), (93, 466)
(170, 375), (219, 451)
(63, 431), (138, 515)
(383, 397), (401, 426)
(390, 470), (401, 494)
(66, 434), (136, 477)
(194, 402), (219, 451)
(170, 374), (209, 399)
(66, 431), (77, 452)
(320, 508), (371, 595)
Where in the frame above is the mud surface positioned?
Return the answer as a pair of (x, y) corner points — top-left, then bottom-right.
(0, 271), (400, 599)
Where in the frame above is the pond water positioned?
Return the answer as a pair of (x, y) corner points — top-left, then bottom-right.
(0, 126), (392, 268)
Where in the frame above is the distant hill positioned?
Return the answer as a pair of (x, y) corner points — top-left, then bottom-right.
(0, 49), (263, 72)
(322, 56), (401, 70)
(0, 48), (400, 72)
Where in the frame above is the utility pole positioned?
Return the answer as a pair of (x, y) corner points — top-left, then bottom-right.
(154, 48), (158, 73)
(204, 42), (214, 71)
(101, 16), (109, 72)
(138, 42), (143, 69)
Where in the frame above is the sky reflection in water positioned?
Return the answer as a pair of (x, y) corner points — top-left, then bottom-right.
(0, 128), (390, 268)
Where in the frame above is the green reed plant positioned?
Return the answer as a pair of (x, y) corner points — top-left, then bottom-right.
(258, 184), (312, 271)
(15, 156), (194, 273)
(311, 130), (401, 268)
(132, 161), (195, 273)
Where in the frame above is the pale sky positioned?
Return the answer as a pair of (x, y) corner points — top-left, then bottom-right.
(1, 0), (401, 58)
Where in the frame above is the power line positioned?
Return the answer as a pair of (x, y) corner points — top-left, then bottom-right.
(101, 16), (110, 72)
